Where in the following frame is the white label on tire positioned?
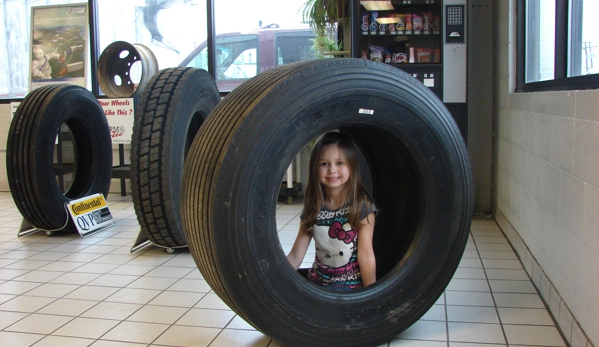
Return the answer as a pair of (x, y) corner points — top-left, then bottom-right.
(359, 108), (374, 115)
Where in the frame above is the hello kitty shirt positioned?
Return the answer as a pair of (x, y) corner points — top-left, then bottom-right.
(306, 205), (375, 290)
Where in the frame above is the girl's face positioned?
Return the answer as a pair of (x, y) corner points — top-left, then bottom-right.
(317, 144), (351, 193)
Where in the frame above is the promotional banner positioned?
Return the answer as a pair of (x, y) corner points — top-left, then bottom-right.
(29, 3), (88, 91)
(10, 102), (20, 119)
(100, 98), (134, 144)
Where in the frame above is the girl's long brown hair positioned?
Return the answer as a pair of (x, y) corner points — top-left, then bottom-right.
(301, 131), (376, 232)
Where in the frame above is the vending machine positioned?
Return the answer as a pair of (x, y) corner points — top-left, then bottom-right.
(351, 0), (468, 139)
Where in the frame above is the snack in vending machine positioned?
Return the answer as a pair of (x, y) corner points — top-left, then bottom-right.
(408, 46), (415, 63)
(416, 48), (432, 63)
(369, 46), (384, 62)
(385, 50), (392, 63)
(432, 15), (441, 31)
(370, 12), (379, 32)
(379, 23), (388, 34)
(413, 14), (423, 31)
(396, 14), (406, 31)
(361, 13), (370, 32)
(392, 52), (407, 63)
(405, 14), (413, 31)
(432, 48), (440, 63)
(423, 12), (433, 31)
(361, 50), (369, 59)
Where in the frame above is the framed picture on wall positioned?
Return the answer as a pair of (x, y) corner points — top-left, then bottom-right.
(29, 3), (89, 92)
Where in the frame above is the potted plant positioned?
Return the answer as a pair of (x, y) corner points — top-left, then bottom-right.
(301, 0), (350, 57)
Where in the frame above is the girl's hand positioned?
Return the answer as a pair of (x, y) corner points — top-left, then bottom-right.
(358, 212), (376, 286)
(287, 224), (312, 270)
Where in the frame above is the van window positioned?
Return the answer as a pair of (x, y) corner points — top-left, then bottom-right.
(184, 34), (259, 80)
(181, 29), (316, 92)
(275, 32), (318, 65)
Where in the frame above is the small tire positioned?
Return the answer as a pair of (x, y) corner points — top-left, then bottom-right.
(130, 67), (220, 248)
(182, 59), (473, 346)
(7, 84), (113, 231)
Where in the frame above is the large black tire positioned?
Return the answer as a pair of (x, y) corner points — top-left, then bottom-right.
(7, 84), (113, 231)
(130, 67), (220, 248)
(182, 59), (473, 347)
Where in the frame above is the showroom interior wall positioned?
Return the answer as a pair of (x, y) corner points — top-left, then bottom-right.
(493, 1), (599, 346)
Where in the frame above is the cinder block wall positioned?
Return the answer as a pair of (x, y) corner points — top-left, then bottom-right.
(494, 1), (599, 346)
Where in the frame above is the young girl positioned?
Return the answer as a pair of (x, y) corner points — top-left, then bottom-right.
(287, 131), (377, 290)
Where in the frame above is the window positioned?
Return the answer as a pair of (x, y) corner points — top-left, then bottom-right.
(180, 28), (318, 92)
(0, 0), (313, 99)
(517, 0), (599, 91)
(524, 0), (555, 82)
(1, 0), (84, 99)
(569, 0), (598, 77)
(275, 31), (319, 66)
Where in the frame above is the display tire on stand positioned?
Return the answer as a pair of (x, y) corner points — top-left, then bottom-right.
(7, 84), (113, 232)
(130, 67), (220, 248)
(181, 59), (473, 347)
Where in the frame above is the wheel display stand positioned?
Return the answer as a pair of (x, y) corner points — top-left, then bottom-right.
(129, 230), (187, 254)
(17, 205), (72, 237)
(18, 195), (115, 239)
(18, 217), (113, 238)
(18, 219), (55, 237)
(111, 144), (130, 196)
(279, 154), (302, 204)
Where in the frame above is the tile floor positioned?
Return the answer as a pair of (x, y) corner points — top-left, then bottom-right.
(0, 192), (567, 347)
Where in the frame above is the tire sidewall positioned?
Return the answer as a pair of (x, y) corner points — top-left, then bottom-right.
(166, 69), (220, 224)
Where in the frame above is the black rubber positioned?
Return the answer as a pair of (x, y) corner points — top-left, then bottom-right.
(181, 58), (473, 347)
(131, 67), (220, 248)
(7, 84), (113, 231)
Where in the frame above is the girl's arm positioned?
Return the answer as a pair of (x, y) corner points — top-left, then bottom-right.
(286, 223), (312, 270)
(358, 212), (376, 286)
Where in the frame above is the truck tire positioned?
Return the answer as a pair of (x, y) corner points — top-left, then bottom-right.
(131, 67), (220, 248)
(7, 84), (113, 232)
(182, 59), (473, 347)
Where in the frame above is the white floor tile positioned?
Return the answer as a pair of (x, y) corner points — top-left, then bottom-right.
(208, 328), (271, 347)
(0, 193), (569, 347)
(31, 335), (94, 347)
(446, 305), (500, 324)
(396, 320), (447, 341)
(125, 304), (187, 324)
(497, 307), (556, 325)
(0, 310), (28, 330)
(5, 313), (73, 334)
(0, 330), (44, 347)
(52, 317), (120, 339)
(100, 321), (168, 344)
(175, 308), (235, 328)
(503, 324), (566, 346)
(37, 298), (97, 317)
(152, 325), (220, 347)
(448, 322), (505, 344)
(80, 301), (142, 320)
